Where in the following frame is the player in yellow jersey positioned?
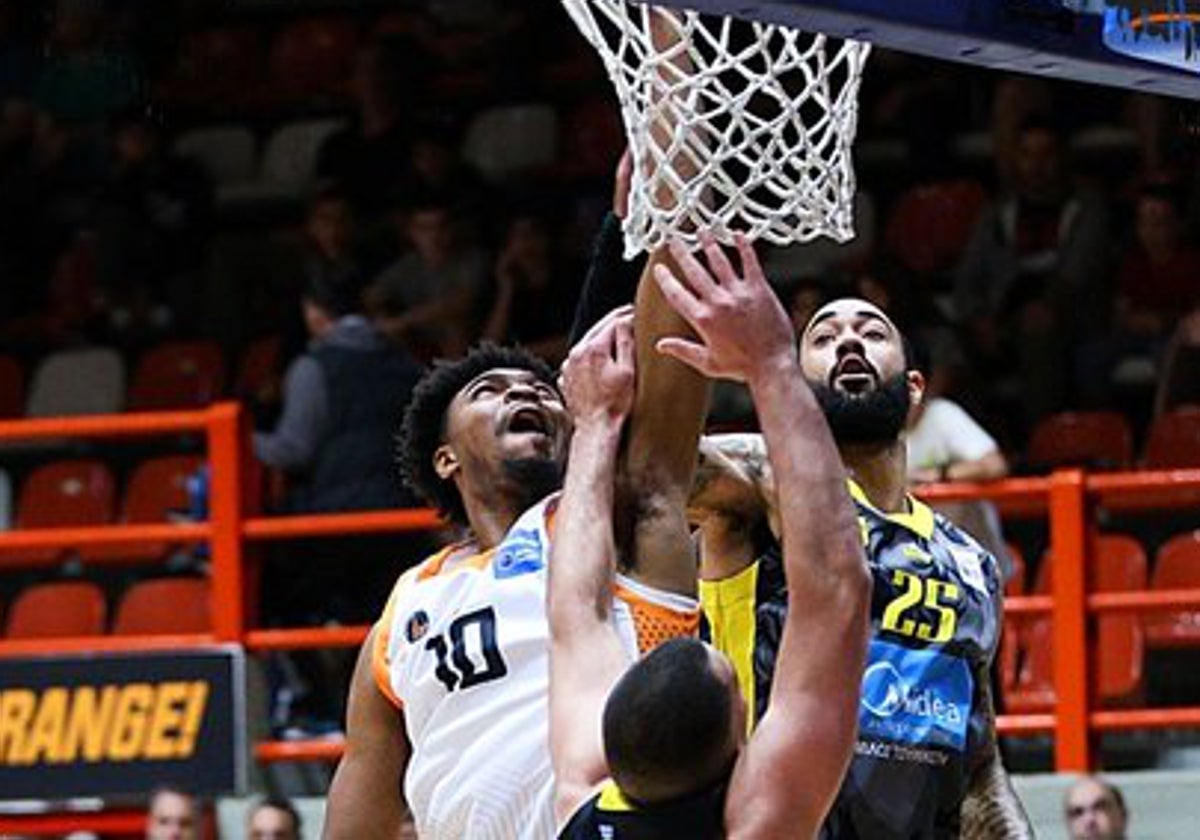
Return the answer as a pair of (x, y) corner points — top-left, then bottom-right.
(690, 296), (1033, 838)
(549, 234), (871, 839)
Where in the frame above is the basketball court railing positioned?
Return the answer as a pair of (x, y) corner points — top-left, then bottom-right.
(2, 404), (1200, 828)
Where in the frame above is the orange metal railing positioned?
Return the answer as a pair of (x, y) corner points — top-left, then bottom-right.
(5, 403), (1200, 831)
(921, 468), (1200, 769)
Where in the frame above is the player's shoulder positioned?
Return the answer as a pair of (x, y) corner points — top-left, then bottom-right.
(930, 511), (1002, 597)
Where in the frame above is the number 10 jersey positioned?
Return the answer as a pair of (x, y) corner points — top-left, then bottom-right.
(372, 495), (699, 840)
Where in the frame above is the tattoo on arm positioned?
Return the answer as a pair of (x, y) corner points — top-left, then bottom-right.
(960, 675), (1033, 839)
(692, 434), (775, 521)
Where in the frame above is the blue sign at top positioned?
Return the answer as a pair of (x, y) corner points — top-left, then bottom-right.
(1103, 1), (1200, 73)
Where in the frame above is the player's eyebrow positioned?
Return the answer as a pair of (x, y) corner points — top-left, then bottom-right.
(806, 309), (893, 332)
(463, 370), (510, 394)
(464, 368), (545, 396)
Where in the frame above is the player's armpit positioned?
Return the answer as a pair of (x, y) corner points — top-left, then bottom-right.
(960, 675), (1034, 839)
(617, 247), (711, 598)
(324, 627), (414, 840)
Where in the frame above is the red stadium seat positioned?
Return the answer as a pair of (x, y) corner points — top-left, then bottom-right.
(267, 17), (359, 102)
(128, 341), (225, 411)
(112, 577), (211, 636)
(1143, 409), (1200, 469)
(884, 179), (987, 277)
(557, 96), (626, 180)
(1, 460), (117, 565)
(1006, 535), (1146, 712)
(1027, 411), (1133, 471)
(84, 456), (204, 564)
(234, 336), (282, 399)
(168, 28), (263, 106)
(6, 581), (106, 639)
(0, 354), (22, 418)
(1145, 532), (1200, 649)
(373, 11), (419, 37)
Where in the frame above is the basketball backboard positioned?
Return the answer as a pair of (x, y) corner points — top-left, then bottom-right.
(655, 0), (1200, 99)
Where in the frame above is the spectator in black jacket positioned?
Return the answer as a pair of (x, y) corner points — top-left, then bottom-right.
(254, 270), (423, 513)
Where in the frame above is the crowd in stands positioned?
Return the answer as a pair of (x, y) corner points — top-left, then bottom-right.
(4, 0), (1200, 456)
(3, 0), (1200, 784)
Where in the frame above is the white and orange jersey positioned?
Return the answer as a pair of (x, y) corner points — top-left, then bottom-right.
(372, 494), (699, 840)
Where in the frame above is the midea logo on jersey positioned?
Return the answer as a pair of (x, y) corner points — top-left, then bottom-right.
(861, 661), (964, 727)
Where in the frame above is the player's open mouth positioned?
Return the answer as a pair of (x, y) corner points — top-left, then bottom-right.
(832, 356), (876, 393)
(505, 406), (553, 437)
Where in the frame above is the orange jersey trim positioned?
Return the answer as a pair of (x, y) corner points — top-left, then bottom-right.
(614, 581), (701, 654)
(417, 541), (496, 580)
(372, 568), (419, 710)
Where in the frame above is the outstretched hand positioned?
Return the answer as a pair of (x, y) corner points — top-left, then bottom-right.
(653, 233), (796, 384)
(560, 304), (637, 429)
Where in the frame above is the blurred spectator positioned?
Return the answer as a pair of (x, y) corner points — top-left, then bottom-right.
(35, 0), (145, 128)
(1154, 307), (1200, 418)
(262, 185), (365, 408)
(298, 183), (355, 291)
(907, 397), (1008, 486)
(955, 116), (1111, 423)
(398, 120), (489, 231)
(990, 76), (1053, 192)
(0, 1), (41, 144)
(480, 210), (579, 363)
(1063, 775), (1128, 840)
(248, 796), (302, 840)
(906, 348), (1014, 582)
(253, 270), (423, 513)
(368, 190), (488, 360)
(0, 109), (105, 324)
(146, 786), (198, 840)
(316, 38), (420, 219)
(1077, 181), (1200, 407)
(257, 271), (425, 728)
(92, 102), (212, 340)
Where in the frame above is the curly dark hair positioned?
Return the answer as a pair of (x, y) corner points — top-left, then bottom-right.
(396, 342), (558, 527)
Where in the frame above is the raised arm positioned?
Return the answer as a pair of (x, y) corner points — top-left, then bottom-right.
(548, 307), (639, 826)
(654, 234), (871, 838)
(324, 627), (416, 840)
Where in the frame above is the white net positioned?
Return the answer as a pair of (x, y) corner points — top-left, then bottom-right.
(562, 0), (870, 256)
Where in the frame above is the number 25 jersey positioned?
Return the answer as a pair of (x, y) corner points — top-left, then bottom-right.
(372, 495), (699, 840)
(702, 481), (1004, 838)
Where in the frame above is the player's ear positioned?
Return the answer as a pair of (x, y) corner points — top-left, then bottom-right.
(433, 444), (459, 481)
(906, 369), (926, 415)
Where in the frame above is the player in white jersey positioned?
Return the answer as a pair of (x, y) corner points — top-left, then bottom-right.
(324, 239), (711, 838)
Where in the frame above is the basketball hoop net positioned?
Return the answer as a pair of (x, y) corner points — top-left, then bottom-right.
(562, 1), (870, 256)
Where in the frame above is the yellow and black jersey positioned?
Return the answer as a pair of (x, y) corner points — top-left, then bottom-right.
(700, 481), (1003, 839)
(558, 780), (726, 839)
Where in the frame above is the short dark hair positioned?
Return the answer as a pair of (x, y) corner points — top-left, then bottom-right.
(304, 266), (363, 318)
(602, 638), (737, 804)
(307, 180), (351, 212)
(252, 796), (302, 835)
(396, 343), (557, 526)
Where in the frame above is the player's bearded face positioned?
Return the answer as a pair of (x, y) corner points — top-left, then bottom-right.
(810, 372), (910, 446)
